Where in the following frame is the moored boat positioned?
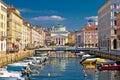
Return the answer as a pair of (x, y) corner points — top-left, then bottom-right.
(81, 58), (106, 64)
(97, 64), (120, 70)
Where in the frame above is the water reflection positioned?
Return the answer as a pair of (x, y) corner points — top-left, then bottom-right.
(98, 70), (120, 80)
(83, 63), (120, 80)
(82, 64), (99, 80)
(30, 58), (120, 80)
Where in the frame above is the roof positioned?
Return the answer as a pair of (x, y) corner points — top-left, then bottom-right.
(55, 24), (64, 28)
(7, 5), (16, 10)
(82, 25), (97, 31)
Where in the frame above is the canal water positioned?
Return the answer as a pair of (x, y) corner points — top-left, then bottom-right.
(30, 58), (120, 80)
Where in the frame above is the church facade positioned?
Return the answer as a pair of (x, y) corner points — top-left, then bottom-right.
(51, 24), (69, 46)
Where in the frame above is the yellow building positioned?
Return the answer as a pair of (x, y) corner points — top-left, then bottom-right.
(0, 1), (7, 53)
(68, 32), (76, 46)
(7, 6), (23, 51)
(36, 27), (46, 46)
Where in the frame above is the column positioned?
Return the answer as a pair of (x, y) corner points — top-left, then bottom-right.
(61, 38), (63, 45)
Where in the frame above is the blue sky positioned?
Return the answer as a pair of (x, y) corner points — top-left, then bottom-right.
(3, 0), (106, 31)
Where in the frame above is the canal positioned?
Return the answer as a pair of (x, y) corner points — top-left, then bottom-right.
(29, 58), (120, 80)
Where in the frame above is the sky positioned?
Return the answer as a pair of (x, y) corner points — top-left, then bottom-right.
(3, 0), (106, 31)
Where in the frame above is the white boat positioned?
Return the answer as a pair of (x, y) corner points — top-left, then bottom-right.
(75, 51), (86, 56)
(6, 62), (31, 80)
(26, 57), (42, 64)
(82, 54), (91, 59)
(34, 53), (48, 62)
(21, 59), (33, 65)
(96, 59), (116, 65)
(0, 67), (25, 80)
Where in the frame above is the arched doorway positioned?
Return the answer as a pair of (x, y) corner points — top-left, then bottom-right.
(113, 39), (117, 49)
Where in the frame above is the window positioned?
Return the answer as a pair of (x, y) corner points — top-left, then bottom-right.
(1, 6), (6, 12)
(114, 20), (117, 26)
(1, 43), (3, 51)
(7, 14), (10, 18)
(1, 14), (3, 20)
(114, 30), (117, 34)
(114, 12), (117, 16)
(114, 3), (117, 9)
(7, 21), (9, 27)
(1, 22), (3, 28)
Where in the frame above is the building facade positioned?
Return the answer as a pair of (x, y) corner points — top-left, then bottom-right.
(98, 0), (120, 50)
(45, 31), (51, 46)
(0, 1), (7, 53)
(68, 32), (76, 46)
(36, 27), (46, 47)
(31, 27), (41, 48)
(7, 6), (23, 51)
(51, 24), (69, 46)
(22, 21), (31, 49)
(116, 12), (120, 49)
(80, 25), (98, 48)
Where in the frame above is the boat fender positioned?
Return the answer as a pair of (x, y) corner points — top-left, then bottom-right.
(48, 73), (50, 76)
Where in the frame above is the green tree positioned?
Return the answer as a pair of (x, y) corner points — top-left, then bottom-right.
(50, 41), (56, 46)
(65, 43), (69, 46)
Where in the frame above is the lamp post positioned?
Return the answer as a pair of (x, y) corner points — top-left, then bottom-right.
(24, 40), (26, 51)
(98, 39), (101, 51)
(107, 38), (110, 52)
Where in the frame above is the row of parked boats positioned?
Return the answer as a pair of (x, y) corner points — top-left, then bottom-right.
(77, 51), (120, 71)
(0, 53), (48, 80)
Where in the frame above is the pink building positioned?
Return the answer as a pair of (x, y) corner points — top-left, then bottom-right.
(80, 25), (98, 48)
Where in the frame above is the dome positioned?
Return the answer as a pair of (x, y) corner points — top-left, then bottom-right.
(55, 24), (64, 28)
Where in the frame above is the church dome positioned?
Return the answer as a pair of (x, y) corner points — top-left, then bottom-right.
(55, 24), (64, 28)
(54, 24), (66, 31)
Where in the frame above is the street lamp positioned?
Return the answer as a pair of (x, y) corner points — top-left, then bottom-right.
(98, 39), (101, 51)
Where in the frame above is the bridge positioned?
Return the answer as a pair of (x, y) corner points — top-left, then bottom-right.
(35, 46), (120, 61)
(35, 46), (92, 51)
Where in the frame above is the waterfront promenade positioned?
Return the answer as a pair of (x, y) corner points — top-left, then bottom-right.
(0, 50), (35, 68)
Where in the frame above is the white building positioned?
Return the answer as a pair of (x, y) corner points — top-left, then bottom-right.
(51, 24), (69, 46)
(31, 27), (42, 48)
(98, 0), (120, 50)
(22, 21), (30, 49)
(0, 1), (7, 53)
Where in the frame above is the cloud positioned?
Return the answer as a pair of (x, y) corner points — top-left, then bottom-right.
(85, 16), (98, 20)
(19, 8), (58, 14)
(19, 8), (30, 12)
(31, 15), (65, 21)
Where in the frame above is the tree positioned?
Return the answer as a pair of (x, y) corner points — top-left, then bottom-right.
(50, 41), (56, 46)
(64, 43), (69, 46)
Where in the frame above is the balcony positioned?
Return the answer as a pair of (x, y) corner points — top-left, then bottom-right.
(0, 36), (7, 41)
(16, 37), (21, 41)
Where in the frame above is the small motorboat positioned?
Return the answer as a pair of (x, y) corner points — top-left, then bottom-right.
(97, 64), (120, 70)
(6, 62), (31, 80)
(81, 58), (106, 64)
(0, 67), (23, 80)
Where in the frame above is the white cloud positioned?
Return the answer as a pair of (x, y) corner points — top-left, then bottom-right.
(31, 15), (65, 21)
(85, 16), (98, 20)
(19, 8), (58, 14)
(19, 8), (30, 12)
